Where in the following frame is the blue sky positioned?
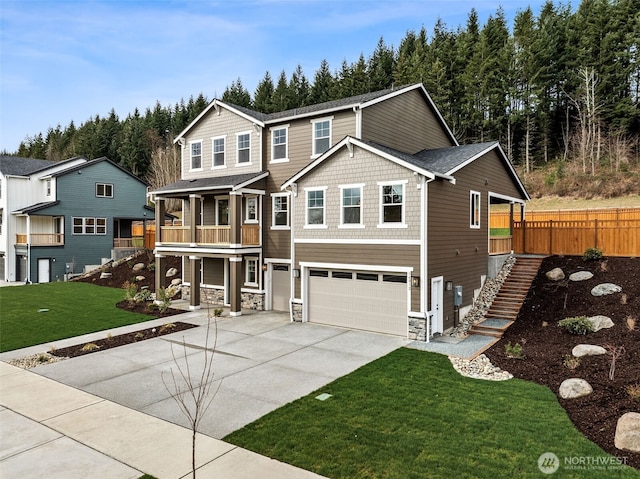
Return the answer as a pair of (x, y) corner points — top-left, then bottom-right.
(1, 0), (546, 154)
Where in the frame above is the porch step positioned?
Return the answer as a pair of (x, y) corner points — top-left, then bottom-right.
(469, 256), (544, 339)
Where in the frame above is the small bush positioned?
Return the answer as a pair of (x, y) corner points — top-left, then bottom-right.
(81, 343), (100, 352)
(213, 308), (223, 318)
(156, 287), (171, 313)
(562, 354), (581, 370)
(626, 316), (637, 331)
(159, 323), (176, 334)
(134, 332), (144, 340)
(558, 316), (594, 335)
(123, 281), (138, 302)
(37, 353), (50, 363)
(147, 262), (156, 272)
(505, 341), (525, 359)
(625, 384), (640, 401)
(583, 247), (603, 261)
(134, 288), (152, 303)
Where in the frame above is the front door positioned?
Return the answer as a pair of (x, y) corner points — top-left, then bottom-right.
(38, 258), (50, 283)
(431, 276), (444, 334)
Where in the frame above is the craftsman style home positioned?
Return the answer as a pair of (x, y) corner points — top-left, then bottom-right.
(0, 156), (155, 283)
(150, 83), (529, 340)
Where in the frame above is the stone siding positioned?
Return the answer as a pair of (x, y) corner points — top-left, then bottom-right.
(181, 285), (264, 311)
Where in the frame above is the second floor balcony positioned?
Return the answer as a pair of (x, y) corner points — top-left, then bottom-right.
(159, 224), (260, 247)
(15, 233), (64, 246)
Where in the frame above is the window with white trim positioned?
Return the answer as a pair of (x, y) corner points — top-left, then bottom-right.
(271, 193), (289, 228)
(0, 211), (3, 235)
(306, 188), (326, 226)
(190, 141), (202, 170)
(96, 183), (113, 198)
(470, 191), (481, 228)
(312, 118), (331, 156)
(245, 196), (258, 223)
(236, 132), (251, 164)
(340, 185), (363, 226)
(379, 182), (405, 225)
(212, 136), (225, 168)
(245, 258), (258, 286)
(46, 179), (52, 197)
(72, 217), (106, 235)
(271, 126), (288, 162)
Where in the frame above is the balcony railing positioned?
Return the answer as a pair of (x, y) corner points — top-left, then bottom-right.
(160, 225), (260, 247)
(15, 233), (64, 246)
(489, 235), (512, 255)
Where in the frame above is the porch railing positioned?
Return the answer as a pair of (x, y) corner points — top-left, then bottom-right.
(489, 236), (512, 255)
(159, 225), (260, 247)
(15, 233), (64, 246)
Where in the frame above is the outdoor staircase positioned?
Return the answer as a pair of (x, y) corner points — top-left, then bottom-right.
(469, 256), (545, 338)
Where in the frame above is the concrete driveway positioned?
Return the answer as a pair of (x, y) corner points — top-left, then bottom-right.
(25, 310), (407, 439)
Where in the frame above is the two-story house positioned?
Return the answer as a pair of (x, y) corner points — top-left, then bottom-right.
(0, 155), (156, 283)
(149, 83), (529, 340)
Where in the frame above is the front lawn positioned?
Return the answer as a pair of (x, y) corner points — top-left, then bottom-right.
(225, 348), (639, 479)
(0, 282), (157, 352)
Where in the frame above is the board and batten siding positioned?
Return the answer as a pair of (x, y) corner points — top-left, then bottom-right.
(361, 89), (454, 152)
(181, 108), (262, 180)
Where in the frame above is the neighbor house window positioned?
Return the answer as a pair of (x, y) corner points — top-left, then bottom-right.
(236, 132), (251, 164)
(0, 212), (3, 235)
(46, 179), (52, 196)
(311, 118), (332, 156)
(96, 183), (113, 198)
(271, 126), (288, 162)
(190, 141), (202, 170)
(340, 184), (363, 226)
(271, 193), (289, 228)
(379, 181), (406, 227)
(470, 190), (481, 228)
(245, 258), (258, 286)
(306, 187), (326, 227)
(245, 196), (258, 223)
(212, 136), (226, 168)
(72, 217), (106, 235)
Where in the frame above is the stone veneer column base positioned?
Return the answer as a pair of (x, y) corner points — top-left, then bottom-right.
(181, 286), (264, 311)
(292, 302), (303, 322)
(408, 315), (428, 341)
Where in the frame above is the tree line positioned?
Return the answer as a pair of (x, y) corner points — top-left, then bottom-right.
(10, 0), (640, 192)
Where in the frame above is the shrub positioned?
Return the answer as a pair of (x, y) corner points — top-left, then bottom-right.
(626, 316), (637, 331)
(562, 354), (581, 370)
(156, 287), (171, 313)
(81, 343), (100, 352)
(558, 316), (594, 335)
(159, 323), (176, 334)
(505, 341), (525, 359)
(625, 384), (640, 401)
(134, 288), (152, 303)
(123, 281), (138, 302)
(583, 247), (603, 261)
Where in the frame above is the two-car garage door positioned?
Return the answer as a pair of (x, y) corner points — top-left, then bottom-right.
(307, 268), (408, 336)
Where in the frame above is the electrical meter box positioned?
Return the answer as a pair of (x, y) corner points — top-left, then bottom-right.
(454, 285), (463, 306)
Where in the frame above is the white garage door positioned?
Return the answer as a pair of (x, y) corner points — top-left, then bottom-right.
(308, 269), (408, 336)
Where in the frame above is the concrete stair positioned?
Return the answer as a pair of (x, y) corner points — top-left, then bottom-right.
(469, 256), (544, 338)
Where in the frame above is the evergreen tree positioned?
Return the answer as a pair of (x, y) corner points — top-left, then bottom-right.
(288, 64), (311, 107)
(222, 78), (252, 107)
(309, 59), (335, 104)
(272, 70), (292, 112)
(367, 37), (395, 91)
(253, 71), (275, 113)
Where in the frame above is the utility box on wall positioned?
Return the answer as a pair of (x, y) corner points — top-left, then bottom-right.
(454, 285), (463, 306)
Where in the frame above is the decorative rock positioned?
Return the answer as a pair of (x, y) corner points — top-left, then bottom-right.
(572, 344), (607, 357)
(591, 283), (622, 297)
(165, 284), (181, 298)
(559, 378), (593, 399)
(569, 271), (594, 282)
(448, 354), (513, 381)
(171, 278), (182, 285)
(100, 272), (112, 279)
(136, 275), (145, 282)
(132, 262), (145, 272)
(615, 412), (640, 453)
(546, 267), (565, 281)
(587, 315), (614, 332)
(166, 267), (178, 278)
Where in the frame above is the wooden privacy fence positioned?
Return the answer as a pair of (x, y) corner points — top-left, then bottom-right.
(512, 219), (640, 257)
(491, 207), (640, 229)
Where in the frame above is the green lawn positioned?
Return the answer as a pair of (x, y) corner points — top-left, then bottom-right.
(490, 227), (511, 236)
(225, 348), (639, 479)
(0, 282), (158, 352)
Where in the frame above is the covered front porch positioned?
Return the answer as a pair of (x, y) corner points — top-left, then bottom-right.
(489, 193), (526, 255)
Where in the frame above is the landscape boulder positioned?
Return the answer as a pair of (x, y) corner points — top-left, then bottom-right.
(546, 267), (565, 281)
(591, 283), (622, 297)
(569, 271), (594, 282)
(166, 267), (178, 278)
(135, 275), (145, 282)
(100, 272), (112, 280)
(171, 278), (182, 286)
(586, 315), (614, 332)
(132, 262), (145, 272)
(559, 378), (593, 399)
(614, 412), (640, 453)
(572, 344), (607, 357)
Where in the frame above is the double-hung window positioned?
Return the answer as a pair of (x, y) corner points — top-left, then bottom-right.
(212, 136), (225, 168)
(245, 196), (258, 223)
(340, 184), (364, 227)
(245, 258), (258, 286)
(236, 132), (251, 164)
(271, 126), (288, 162)
(470, 191), (481, 228)
(378, 181), (407, 227)
(190, 141), (202, 170)
(271, 193), (289, 229)
(306, 187), (326, 227)
(73, 217), (106, 235)
(311, 118), (332, 157)
(96, 183), (113, 198)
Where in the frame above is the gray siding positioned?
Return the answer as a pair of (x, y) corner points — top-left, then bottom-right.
(203, 257), (224, 285)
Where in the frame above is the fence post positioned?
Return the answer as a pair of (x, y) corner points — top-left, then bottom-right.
(549, 219), (553, 254)
(594, 219), (598, 249)
(523, 219), (527, 253)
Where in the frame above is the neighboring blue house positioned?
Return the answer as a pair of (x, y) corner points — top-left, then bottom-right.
(0, 155), (155, 283)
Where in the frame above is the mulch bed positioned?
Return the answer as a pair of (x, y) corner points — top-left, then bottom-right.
(484, 255), (640, 469)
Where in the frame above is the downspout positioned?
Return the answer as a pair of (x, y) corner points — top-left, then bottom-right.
(26, 214), (31, 283)
(353, 106), (362, 139)
(420, 175), (429, 342)
(285, 183), (297, 322)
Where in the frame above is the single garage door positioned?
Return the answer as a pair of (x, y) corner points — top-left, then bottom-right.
(308, 269), (408, 336)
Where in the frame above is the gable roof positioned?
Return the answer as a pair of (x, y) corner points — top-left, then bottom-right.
(175, 83), (457, 146)
(49, 156), (150, 186)
(12, 201), (60, 215)
(0, 156), (83, 177)
(150, 171), (268, 196)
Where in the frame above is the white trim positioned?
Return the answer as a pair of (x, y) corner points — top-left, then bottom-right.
(300, 261), (413, 273)
(488, 191), (527, 205)
(189, 139), (203, 171)
(295, 238), (420, 245)
(244, 257), (259, 286)
(211, 135), (226, 169)
(431, 276), (444, 334)
(339, 183), (364, 227)
(245, 195), (258, 223)
(470, 190), (481, 229)
(310, 117), (333, 158)
(378, 180), (407, 228)
(304, 186), (327, 227)
(271, 191), (290, 229)
(270, 125), (289, 163)
(235, 130), (252, 166)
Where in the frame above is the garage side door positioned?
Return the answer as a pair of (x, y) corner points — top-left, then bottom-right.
(271, 264), (290, 311)
(308, 269), (408, 336)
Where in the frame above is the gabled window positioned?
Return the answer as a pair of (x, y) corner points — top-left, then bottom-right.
(311, 118), (332, 157)
(271, 126), (288, 162)
(340, 184), (364, 227)
(190, 141), (203, 170)
(378, 181), (407, 228)
(271, 193), (289, 229)
(245, 196), (258, 223)
(212, 136), (226, 168)
(470, 191), (481, 228)
(245, 257), (258, 286)
(96, 183), (113, 198)
(72, 217), (106, 235)
(236, 132), (251, 164)
(305, 187), (327, 227)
